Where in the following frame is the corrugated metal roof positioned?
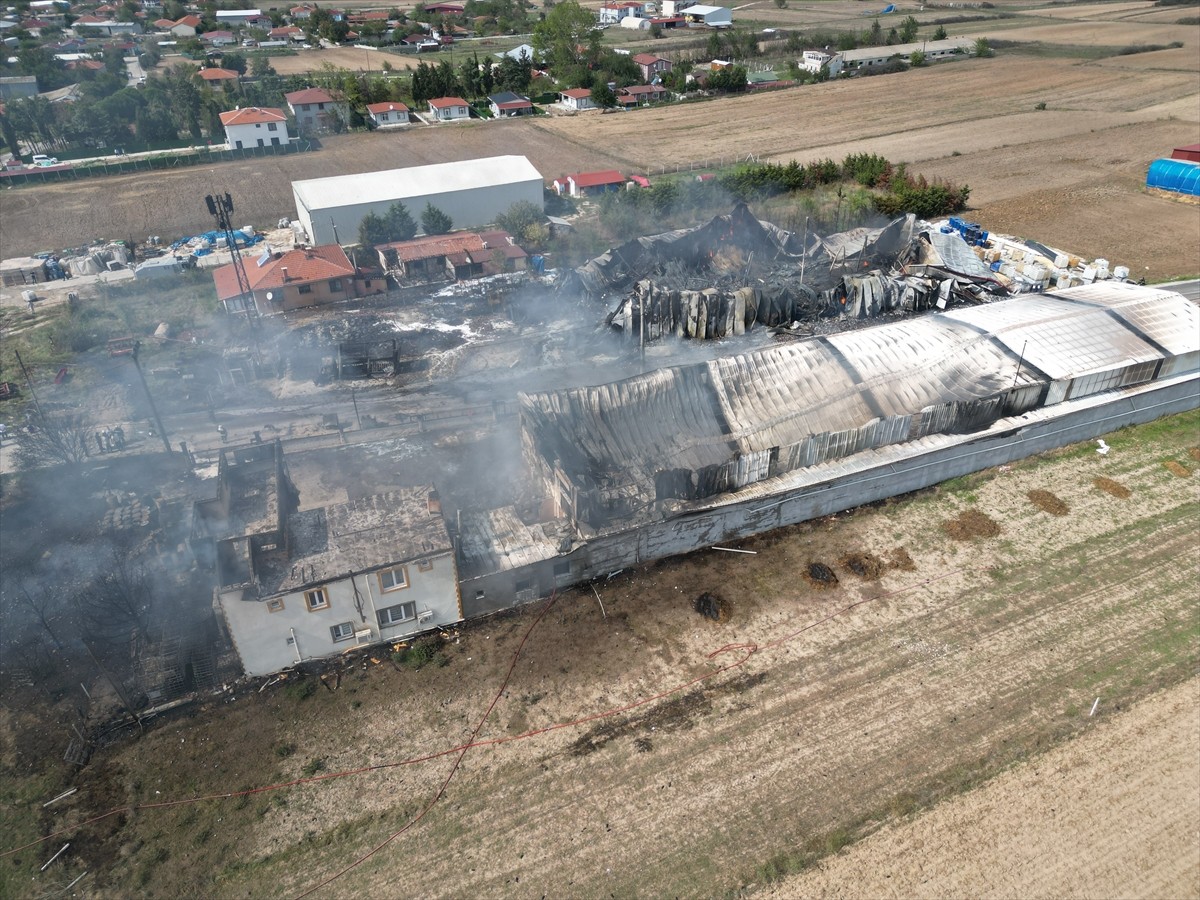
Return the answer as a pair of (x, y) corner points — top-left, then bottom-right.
(292, 155), (542, 213)
(522, 287), (1199, 519)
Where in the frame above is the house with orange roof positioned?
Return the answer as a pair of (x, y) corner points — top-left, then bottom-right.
(427, 96), (470, 121)
(366, 100), (410, 127)
(197, 67), (240, 92)
(219, 106), (291, 149)
(285, 87), (348, 134)
(169, 14), (201, 36)
(211, 244), (361, 315)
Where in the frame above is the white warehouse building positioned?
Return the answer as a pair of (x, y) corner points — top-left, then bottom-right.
(292, 155), (544, 247)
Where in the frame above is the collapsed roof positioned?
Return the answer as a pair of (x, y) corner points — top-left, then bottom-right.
(563, 205), (1009, 343)
(520, 283), (1199, 531)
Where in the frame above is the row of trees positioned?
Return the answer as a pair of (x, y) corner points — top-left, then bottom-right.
(358, 201), (453, 247)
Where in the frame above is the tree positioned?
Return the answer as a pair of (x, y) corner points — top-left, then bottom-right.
(222, 52), (248, 74)
(933, 24), (948, 41)
(386, 202), (417, 241)
(359, 211), (390, 247)
(421, 203), (453, 235)
(909, 50), (926, 66)
(899, 15), (919, 43)
(533, 0), (600, 75)
(868, 18), (883, 45)
(708, 64), (747, 93)
(14, 412), (94, 469)
(251, 55), (276, 77)
(974, 37), (991, 57)
(494, 200), (544, 236)
(590, 83), (617, 108)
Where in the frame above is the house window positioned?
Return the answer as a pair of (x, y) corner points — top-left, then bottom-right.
(378, 601), (416, 627)
(378, 566), (408, 592)
(416, 558), (433, 572)
(329, 278), (343, 292)
(266, 597), (285, 613)
(297, 284), (313, 294)
(318, 102), (325, 110)
(330, 621), (355, 642)
(268, 122), (277, 131)
(305, 588), (329, 611)
(553, 560), (572, 586)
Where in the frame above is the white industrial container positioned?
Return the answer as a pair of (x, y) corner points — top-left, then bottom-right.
(1081, 265), (1097, 283)
(1053, 253), (1068, 269)
(1113, 265), (1130, 280)
(1094, 258), (1110, 279)
(1056, 270), (1071, 289)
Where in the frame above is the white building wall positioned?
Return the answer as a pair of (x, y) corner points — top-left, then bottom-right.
(296, 178), (543, 247)
(220, 550), (462, 676)
(225, 120), (291, 149)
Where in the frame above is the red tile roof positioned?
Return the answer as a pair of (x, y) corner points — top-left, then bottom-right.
(367, 101), (409, 113)
(570, 170), (626, 188)
(219, 106), (287, 126)
(211, 244), (354, 303)
(198, 67), (240, 81)
(174, 14), (201, 27)
(376, 230), (519, 263)
(632, 53), (668, 65)
(428, 96), (468, 109)
(560, 88), (592, 100)
(285, 87), (335, 105)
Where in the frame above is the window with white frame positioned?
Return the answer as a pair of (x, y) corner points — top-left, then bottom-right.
(330, 621), (354, 642)
(378, 601), (416, 627)
(378, 566), (408, 592)
(305, 588), (329, 611)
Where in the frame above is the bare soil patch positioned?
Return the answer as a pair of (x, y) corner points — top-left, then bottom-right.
(1190, 447), (1200, 462)
(1164, 460), (1192, 478)
(838, 551), (885, 581)
(1093, 476), (1132, 499)
(768, 677), (1200, 900)
(942, 508), (1003, 540)
(1027, 488), (1070, 516)
(887, 546), (917, 571)
(266, 47), (418, 75)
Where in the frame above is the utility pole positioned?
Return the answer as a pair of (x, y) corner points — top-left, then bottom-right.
(205, 191), (260, 352)
(131, 341), (172, 454)
(14, 350), (46, 422)
(799, 216), (809, 284)
(351, 385), (362, 430)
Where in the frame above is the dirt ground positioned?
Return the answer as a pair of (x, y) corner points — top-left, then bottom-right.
(265, 46), (421, 75)
(3, 45), (1197, 275)
(768, 676), (1200, 900)
(18, 410), (1196, 897)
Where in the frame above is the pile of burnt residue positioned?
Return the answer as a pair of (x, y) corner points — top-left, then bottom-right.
(694, 591), (729, 622)
(804, 562), (839, 588)
(1027, 489), (1069, 516)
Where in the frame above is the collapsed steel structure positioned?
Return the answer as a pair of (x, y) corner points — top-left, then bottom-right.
(560, 205), (1010, 342)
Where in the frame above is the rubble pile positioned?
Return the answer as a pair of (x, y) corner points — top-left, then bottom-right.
(565, 204), (1012, 344)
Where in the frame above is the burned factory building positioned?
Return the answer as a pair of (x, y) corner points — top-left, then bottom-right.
(451, 281), (1199, 614)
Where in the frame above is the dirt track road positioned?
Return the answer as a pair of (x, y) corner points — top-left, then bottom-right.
(769, 677), (1200, 900)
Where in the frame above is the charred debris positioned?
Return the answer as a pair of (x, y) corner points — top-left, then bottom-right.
(561, 204), (1009, 343)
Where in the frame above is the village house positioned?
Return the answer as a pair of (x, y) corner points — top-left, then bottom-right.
(168, 14), (200, 36)
(198, 442), (463, 678)
(366, 100), (410, 126)
(618, 83), (668, 106)
(211, 243), (359, 316)
(800, 49), (840, 76)
(552, 170), (627, 198)
(375, 230), (526, 282)
(598, 1), (648, 24)
(631, 52), (672, 81)
(197, 67), (240, 93)
(219, 106), (291, 149)
(487, 91), (532, 117)
(269, 25), (303, 41)
(558, 88), (595, 111)
(201, 30), (237, 46)
(285, 87), (348, 134)
(428, 96), (470, 121)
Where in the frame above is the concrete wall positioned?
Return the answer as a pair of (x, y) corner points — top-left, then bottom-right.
(221, 550), (461, 676)
(296, 179), (542, 247)
(462, 375), (1198, 619)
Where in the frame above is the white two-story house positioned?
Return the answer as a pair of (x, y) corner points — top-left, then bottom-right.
(219, 106), (292, 149)
(197, 442), (462, 677)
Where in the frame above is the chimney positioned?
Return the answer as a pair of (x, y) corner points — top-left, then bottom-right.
(281, 266), (289, 281)
(427, 490), (441, 516)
